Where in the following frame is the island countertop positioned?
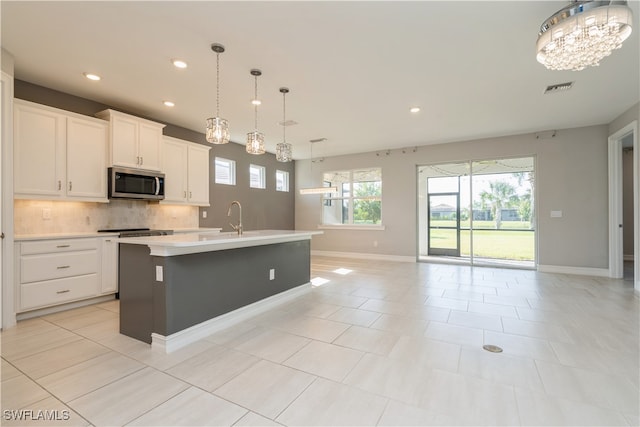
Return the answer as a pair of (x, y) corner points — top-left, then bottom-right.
(117, 229), (323, 256)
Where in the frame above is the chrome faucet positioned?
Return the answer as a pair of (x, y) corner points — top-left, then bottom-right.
(227, 200), (243, 235)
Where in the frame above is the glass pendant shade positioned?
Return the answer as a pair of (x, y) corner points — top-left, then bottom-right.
(206, 117), (230, 144)
(276, 142), (293, 162)
(276, 87), (293, 162)
(536, 1), (633, 71)
(246, 69), (265, 155)
(246, 131), (265, 154)
(205, 43), (230, 144)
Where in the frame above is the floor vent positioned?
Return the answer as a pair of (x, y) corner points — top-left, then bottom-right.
(544, 81), (574, 94)
(482, 344), (503, 353)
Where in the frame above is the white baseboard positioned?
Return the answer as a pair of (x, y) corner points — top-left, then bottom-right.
(15, 294), (116, 321)
(537, 264), (610, 277)
(311, 250), (415, 263)
(152, 283), (311, 353)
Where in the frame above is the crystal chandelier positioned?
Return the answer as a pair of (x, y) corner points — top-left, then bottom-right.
(536, 1), (633, 71)
(246, 69), (265, 155)
(205, 43), (230, 144)
(276, 87), (293, 162)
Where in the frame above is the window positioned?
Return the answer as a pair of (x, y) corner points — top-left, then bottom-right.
(214, 157), (236, 185)
(322, 168), (382, 225)
(276, 170), (289, 192)
(249, 164), (266, 189)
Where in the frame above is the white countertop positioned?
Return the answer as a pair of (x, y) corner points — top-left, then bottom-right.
(117, 229), (323, 256)
(14, 228), (221, 241)
(15, 232), (120, 241)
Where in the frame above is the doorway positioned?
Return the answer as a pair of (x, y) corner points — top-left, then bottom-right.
(418, 157), (536, 268)
(608, 121), (639, 291)
(428, 193), (461, 257)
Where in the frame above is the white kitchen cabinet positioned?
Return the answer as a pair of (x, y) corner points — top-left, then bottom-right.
(161, 136), (210, 206)
(16, 237), (102, 312)
(96, 109), (165, 171)
(100, 236), (118, 294)
(14, 100), (65, 197)
(66, 116), (108, 199)
(14, 99), (108, 202)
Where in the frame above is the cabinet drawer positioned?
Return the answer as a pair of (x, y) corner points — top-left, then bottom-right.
(20, 274), (98, 311)
(21, 250), (98, 283)
(21, 238), (98, 255)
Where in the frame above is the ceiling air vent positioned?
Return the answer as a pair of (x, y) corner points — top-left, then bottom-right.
(544, 81), (574, 94)
(278, 120), (298, 127)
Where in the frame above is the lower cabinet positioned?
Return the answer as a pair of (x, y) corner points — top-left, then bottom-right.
(100, 236), (119, 294)
(16, 236), (118, 313)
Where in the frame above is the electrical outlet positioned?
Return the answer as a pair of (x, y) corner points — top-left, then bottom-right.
(269, 269), (275, 280)
(202, 210), (207, 219)
(42, 208), (51, 220)
(156, 266), (163, 282)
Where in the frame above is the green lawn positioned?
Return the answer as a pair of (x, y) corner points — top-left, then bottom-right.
(431, 220), (534, 230)
(429, 228), (534, 261)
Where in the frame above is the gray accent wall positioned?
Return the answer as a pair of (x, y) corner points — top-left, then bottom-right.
(200, 140), (295, 232)
(296, 125), (611, 269)
(13, 80), (295, 231)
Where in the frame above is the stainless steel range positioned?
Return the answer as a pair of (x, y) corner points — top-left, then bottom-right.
(97, 228), (173, 237)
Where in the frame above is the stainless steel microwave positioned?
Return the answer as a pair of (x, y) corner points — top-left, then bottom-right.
(108, 167), (165, 200)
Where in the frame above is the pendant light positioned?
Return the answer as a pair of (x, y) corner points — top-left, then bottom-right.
(276, 87), (293, 162)
(299, 139), (338, 195)
(205, 43), (230, 144)
(536, 1), (633, 71)
(246, 69), (265, 155)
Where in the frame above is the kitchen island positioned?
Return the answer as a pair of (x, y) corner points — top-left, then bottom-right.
(117, 230), (321, 352)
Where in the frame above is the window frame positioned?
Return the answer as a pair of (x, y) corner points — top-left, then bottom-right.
(214, 157), (236, 186)
(320, 167), (384, 229)
(249, 164), (266, 189)
(275, 170), (289, 192)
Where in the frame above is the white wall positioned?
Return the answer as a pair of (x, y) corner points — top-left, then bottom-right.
(296, 124), (610, 269)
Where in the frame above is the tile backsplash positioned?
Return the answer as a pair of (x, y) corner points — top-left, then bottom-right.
(15, 199), (199, 235)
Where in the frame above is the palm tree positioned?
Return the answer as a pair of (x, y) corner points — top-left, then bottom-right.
(479, 181), (519, 229)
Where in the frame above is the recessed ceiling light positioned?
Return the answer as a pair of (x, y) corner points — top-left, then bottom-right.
(83, 72), (101, 81)
(172, 59), (188, 69)
(163, 101), (175, 107)
(251, 99), (262, 106)
(410, 107), (421, 113)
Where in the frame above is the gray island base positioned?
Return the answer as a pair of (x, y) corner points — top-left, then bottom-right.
(117, 230), (321, 352)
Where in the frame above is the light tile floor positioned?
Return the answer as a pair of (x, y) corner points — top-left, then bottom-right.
(1, 257), (639, 426)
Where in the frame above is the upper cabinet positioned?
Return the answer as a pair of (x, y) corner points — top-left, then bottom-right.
(161, 136), (211, 206)
(14, 100), (108, 202)
(96, 109), (165, 171)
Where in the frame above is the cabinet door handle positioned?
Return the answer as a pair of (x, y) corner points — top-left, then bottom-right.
(56, 244), (70, 248)
(183, 191), (187, 198)
(189, 191), (192, 198)
(57, 265), (71, 269)
(68, 181), (72, 191)
(105, 239), (111, 242)
(58, 180), (62, 190)
(56, 289), (70, 294)
(140, 156), (143, 165)
(136, 156), (140, 165)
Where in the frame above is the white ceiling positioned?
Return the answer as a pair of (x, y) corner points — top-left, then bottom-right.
(2, 1), (639, 159)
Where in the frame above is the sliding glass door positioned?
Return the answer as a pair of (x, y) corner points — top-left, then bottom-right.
(418, 157), (535, 268)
